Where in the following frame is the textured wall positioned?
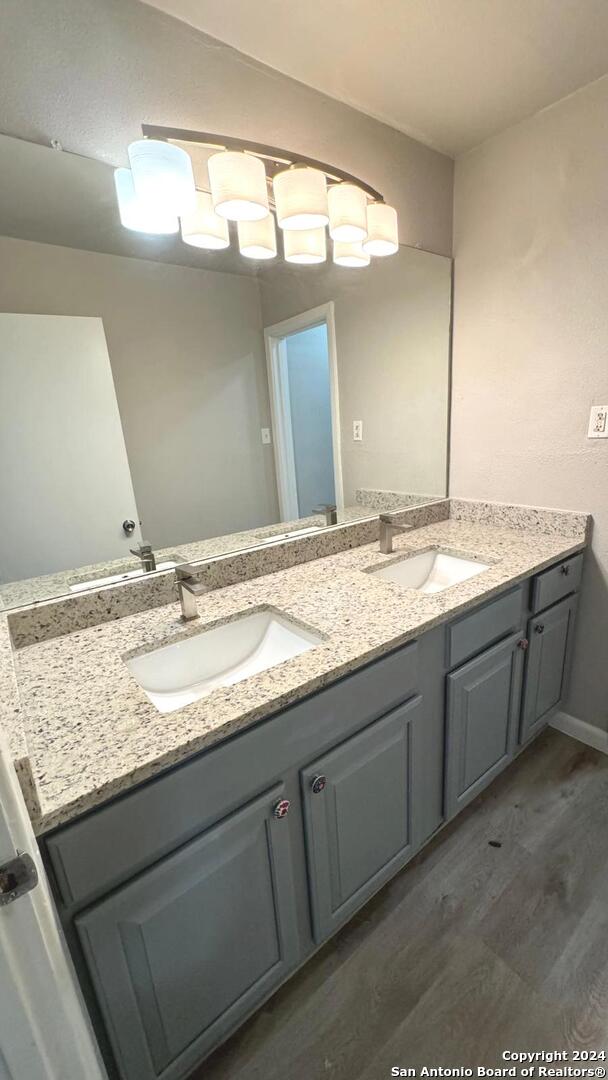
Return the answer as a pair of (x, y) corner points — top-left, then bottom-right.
(1, 0), (453, 256)
(451, 75), (608, 732)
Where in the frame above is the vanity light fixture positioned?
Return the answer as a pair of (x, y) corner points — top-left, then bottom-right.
(283, 226), (327, 264)
(333, 239), (370, 267)
(363, 202), (399, 257)
(115, 126), (400, 267)
(237, 215), (277, 259)
(207, 151), (269, 221)
(273, 166), (329, 230)
(114, 167), (179, 235)
(127, 139), (196, 218)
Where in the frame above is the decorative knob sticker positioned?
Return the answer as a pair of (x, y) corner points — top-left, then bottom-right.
(273, 799), (290, 819)
(311, 774), (327, 794)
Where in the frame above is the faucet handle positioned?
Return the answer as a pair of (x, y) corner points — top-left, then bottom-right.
(130, 542), (153, 557)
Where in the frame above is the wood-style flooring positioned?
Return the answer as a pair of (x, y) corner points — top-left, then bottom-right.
(191, 730), (608, 1079)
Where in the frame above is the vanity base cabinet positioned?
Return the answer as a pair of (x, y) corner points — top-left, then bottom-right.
(520, 594), (578, 745)
(302, 696), (420, 943)
(75, 783), (300, 1080)
(445, 632), (525, 818)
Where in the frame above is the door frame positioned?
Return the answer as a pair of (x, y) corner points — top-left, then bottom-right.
(264, 302), (344, 521)
(0, 735), (107, 1080)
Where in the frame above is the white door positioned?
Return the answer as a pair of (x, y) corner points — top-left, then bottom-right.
(264, 303), (344, 521)
(0, 314), (141, 584)
(0, 736), (106, 1080)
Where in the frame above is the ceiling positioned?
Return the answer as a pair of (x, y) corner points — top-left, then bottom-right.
(144, 0), (608, 156)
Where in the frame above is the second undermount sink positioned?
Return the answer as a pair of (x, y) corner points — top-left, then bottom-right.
(370, 549), (490, 594)
(125, 610), (324, 714)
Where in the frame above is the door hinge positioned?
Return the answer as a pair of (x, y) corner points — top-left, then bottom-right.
(0, 852), (38, 907)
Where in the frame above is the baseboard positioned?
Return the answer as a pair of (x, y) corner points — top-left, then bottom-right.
(550, 711), (608, 755)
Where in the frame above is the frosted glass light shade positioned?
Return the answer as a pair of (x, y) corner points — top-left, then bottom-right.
(283, 227), (327, 264)
(238, 215), (277, 259)
(363, 202), (399, 256)
(114, 168), (179, 234)
(181, 191), (230, 249)
(128, 140), (196, 218)
(273, 167), (328, 230)
(328, 182), (368, 242)
(208, 151), (269, 221)
(333, 239), (370, 268)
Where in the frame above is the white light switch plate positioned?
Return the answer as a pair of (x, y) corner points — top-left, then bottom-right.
(587, 405), (608, 438)
(261, 428), (272, 444)
(353, 420), (363, 441)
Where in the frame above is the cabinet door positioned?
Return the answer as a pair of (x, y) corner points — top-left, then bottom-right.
(301, 696), (420, 943)
(520, 594), (578, 744)
(446, 632), (524, 818)
(76, 784), (300, 1080)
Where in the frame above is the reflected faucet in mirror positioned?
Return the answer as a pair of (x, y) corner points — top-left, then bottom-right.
(129, 543), (157, 573)
(313, 504), (338, 526)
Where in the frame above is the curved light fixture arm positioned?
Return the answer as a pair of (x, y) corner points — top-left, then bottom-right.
(141, 124), (385, 203)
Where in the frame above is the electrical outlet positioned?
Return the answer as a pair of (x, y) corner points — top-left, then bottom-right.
(587, 405), (608, 439)
(353, 420), (363, 441)
(261, 427), (272, 445)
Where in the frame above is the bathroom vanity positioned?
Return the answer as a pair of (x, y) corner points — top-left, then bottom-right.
(16, 511), (584, 1080)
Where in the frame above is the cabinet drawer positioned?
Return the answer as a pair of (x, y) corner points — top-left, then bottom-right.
(447, 586), (524, 669)
(46, 641), (418, 910)
(531, 552), (583, 614)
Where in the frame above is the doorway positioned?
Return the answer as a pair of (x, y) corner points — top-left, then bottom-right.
(264, 303), (343, 521)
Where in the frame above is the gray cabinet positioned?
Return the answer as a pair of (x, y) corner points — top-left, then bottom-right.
(301, 696), (420, 942)
(75, 783), (300, 1080)
(520, 594), (578, 744)
(445, 632), (525, 817)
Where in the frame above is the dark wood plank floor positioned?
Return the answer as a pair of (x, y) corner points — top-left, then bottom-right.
(190, 730), (608, 1080)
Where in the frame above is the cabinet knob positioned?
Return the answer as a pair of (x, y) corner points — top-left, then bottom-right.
(517, 638), (529, 651)
(311, 774), (327, 794)
(535, 624), (545, 634)
(272, 799), (290, 820)
(560, 564), (570, 576)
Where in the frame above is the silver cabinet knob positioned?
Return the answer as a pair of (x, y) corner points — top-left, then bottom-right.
(535, 624), (545, 634)
(311, 775), (327, 794)
(272, 799), (290, 819)
(560, 564), (570, 576)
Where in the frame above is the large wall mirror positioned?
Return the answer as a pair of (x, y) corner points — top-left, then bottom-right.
(0, 134), (451, 609)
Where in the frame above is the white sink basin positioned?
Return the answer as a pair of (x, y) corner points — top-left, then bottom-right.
(69, 561), (177, 592)
(371, 550), (490, 593)
(125, 610), (323, 713)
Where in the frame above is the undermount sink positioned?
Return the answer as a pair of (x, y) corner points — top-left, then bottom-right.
(125, 610), (324, 713)
(69, 560), (177, 592)
(371, 549), (490, 593)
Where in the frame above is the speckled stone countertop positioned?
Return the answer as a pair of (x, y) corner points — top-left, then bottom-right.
(11, 514), (587, 835)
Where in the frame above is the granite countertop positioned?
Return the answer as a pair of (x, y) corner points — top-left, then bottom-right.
(10, 514), (587, 835)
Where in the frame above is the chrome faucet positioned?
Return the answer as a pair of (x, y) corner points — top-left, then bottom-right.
(313, 503), (338, 526)
(130, 542), (156, 573)
(175, 564), (210, 620)
(378, 514), (413, 555)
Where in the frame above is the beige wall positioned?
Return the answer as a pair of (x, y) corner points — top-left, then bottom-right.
(451, 75), (608, 733)
(259, 248), (452, 503)
(0, 235), (279, 548)
(1, 0), (453, 258)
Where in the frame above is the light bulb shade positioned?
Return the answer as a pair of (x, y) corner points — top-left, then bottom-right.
(114, 167), (179, 234)
(208, 151), (269, 221)
(181, 191), (230, 249)
(283, 227), (327, 264)
(333, 239), (370, 268)
(238, 215), (277, 259)
(128, 139), (196, 218)
(328, 182), (368, 242)
(273, 166), (328, 230)
(363, 202), (399, 256)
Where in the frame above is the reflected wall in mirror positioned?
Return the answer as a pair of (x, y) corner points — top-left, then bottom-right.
(0, 134), (451, 609)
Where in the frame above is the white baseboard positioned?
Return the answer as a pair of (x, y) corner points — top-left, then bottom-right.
(550, 711), (608, 755)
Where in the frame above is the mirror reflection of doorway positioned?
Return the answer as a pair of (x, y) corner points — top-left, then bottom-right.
(265, 302), (343, 521)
